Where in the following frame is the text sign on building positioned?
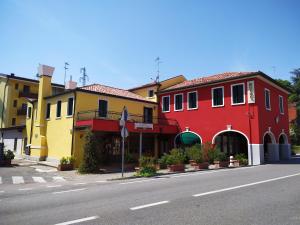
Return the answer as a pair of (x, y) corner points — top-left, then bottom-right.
(134, 123), (153, 129)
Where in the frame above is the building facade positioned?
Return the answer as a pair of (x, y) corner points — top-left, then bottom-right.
(0, 73), (64, 157)
(157, 72), (291, 165)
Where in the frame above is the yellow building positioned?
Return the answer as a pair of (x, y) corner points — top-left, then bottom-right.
(0, 72), (64, 157)
(25, 65), (184, 167)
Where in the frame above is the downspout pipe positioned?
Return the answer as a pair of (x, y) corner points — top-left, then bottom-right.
(70, 91), (77, 156)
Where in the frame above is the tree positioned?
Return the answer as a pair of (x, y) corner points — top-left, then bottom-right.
(290, 68), (300, 144)
(78, 130), (99, 173)
(276, 79), (294, 102)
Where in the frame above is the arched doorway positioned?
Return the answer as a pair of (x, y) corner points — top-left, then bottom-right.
(279, 133), (288, 160)
(213, 131), (248, 158)
(175, 131), (201, 148)
(263, 132), (276, 162)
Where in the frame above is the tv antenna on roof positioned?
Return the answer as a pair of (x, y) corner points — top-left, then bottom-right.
(155, 57), (162, 83)
(79, 67), (89, 86)
(64, 62), (69, 86)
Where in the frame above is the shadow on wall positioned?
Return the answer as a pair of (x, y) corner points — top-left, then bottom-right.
(265, 155), (300, 165)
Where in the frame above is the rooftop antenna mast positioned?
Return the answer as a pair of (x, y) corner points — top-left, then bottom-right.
(79, 67), (88, 86)
(155, 57), (162, 83)
(64, 62), (69, 86)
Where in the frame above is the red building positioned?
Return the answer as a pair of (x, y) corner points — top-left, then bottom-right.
(157, 71), (291, 165)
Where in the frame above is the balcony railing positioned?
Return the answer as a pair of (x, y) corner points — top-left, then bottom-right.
(77, 110), (178, 126)
(19, 91), (38, 99)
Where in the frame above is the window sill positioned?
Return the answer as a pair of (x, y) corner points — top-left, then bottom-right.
(266, 108), (271, 111)
(187, 107), (198, 111)
(66, 115), (73, 118)
(212, 105), (224, 108)
(231, 102), (245, 106)
(162, 110), (170, 113)
(174, 109), (183, 112)
(55, 117), (61, 120)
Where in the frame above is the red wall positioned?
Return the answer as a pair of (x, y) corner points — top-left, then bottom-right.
(158, 77), (289, 144)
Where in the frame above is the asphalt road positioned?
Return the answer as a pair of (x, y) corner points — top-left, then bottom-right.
(1, 157), (300, 225)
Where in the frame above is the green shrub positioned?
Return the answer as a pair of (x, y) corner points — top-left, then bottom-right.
(4, 150), (15, 160)
(207, 147), (220, 164)
(139, 156), (156, 167)
(168, 148), (186, 165)
(79, 130), (98, 174)
(68, 156), (75, 164)
(158, 154), (168, 169)
(60, 157), (68, 165)
(216, 151), (227, 162)
(186, 144), (204, 163)
(235, 153), (248, 166)
(138, 166), (157, 177)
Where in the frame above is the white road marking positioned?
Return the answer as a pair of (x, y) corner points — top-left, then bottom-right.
(95, 180), (107, 183)
(130, 201), (169, 210)
(47, 185), (62, 188)
(0, 177), (2, 184)
(53, 216), (99, 225)
(0, 190), (4, 193)
(32, 177), (46, 183)
(120, 178), (166, 185)
(193, 172), (300, 197)
(18, 188), (33, 191)
(12, 176), (24, 184)
(52, 188), (87, 194)
(74, 182), (86, 185)
(53, 176), (66, 182)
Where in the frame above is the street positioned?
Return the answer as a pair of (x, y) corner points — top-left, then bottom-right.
(1, 157), (300, 225)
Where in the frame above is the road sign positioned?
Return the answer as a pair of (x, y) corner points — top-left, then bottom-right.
(121, 127), (129, 138)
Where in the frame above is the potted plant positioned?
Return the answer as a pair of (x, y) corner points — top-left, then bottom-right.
(214, 151), (229, 168)
(0, 150), (15, 166)
(166, 148), (186, 172)
(58, 156), (75, 171)
(186, 145), (209, 170)
(136, 156), (157, 177)
(234, 153), (248, 166)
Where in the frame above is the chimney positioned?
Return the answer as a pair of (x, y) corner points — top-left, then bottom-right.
(10, 73), (15, 77)
(65, 75), (77, 90)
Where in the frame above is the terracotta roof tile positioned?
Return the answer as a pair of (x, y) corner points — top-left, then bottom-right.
(164, 72), (258, 91)
(80, 84), (152, 102)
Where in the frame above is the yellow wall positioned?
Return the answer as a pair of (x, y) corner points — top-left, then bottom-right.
(130, 75), (186, 102)
(45, 93), (75, 160)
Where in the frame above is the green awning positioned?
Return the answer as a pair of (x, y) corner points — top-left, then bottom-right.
(175, 132), (201, 146)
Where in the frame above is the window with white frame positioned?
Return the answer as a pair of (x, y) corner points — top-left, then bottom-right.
(162, 96), (170, 112)
(231, 83), (245, 105)
(174, 93), (183, 111)
(279, 95), (284, 114)
(265, 89), (271, 110)
(188, 91), (198, 109)
(247, 81), (255, 103)
(56, 100), (62, 118)
(212, 87), (224, 107)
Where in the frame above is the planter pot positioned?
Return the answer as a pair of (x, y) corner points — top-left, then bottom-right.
(58, 163), (73, 171)
(220, 161), (229, 167)
(189, 160), (196, 166)
(193, 162), (209, 170)
(168, 164), (185, 172)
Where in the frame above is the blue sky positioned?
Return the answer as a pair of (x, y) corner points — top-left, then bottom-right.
(0, 0), (299, 88)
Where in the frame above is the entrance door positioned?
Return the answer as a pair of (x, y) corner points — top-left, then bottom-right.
(143, 107), (153, 123)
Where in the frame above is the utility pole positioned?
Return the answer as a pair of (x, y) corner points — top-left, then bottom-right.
(64, 62), (69, 86)
(155, 57), (162, 83)
(79, 67), (88, 86)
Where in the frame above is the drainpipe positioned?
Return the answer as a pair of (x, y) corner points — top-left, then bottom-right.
(248, 103), (254, 166)
(70, 91), (77, 156)
(28, 102), (35, 155)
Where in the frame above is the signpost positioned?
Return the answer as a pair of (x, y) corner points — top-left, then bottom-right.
(120, 107), (128, 178)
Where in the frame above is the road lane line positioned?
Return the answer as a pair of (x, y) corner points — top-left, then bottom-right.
(193, 172), (300, 197)
(18, 188), (33, 191)
(95, 180), (107, 183)
(74, 182), (86, 185)
(53, 176), (66, 182)
(0, 177), (2, 184)
(32, 177), (47, 183)
(120, 177), (167, 185)
(130, 201), (169, 210)
(47, 185), (62, 188)
(12, 176), (24, 184)
(53, 216), (99, 225)
(52, 188), (87, 194)
(0, 190), (4, 193)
